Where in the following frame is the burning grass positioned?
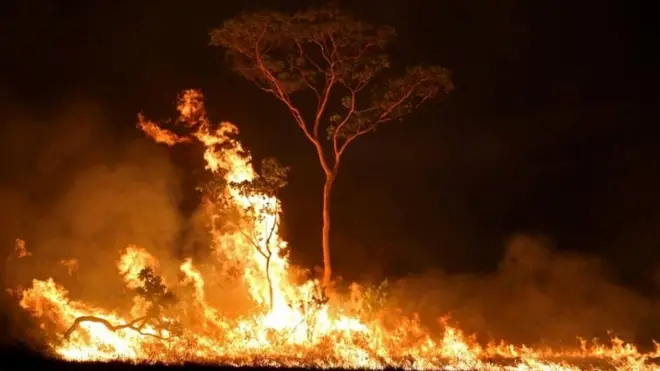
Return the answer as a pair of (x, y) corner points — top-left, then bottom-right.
(9, 90), (660, 370)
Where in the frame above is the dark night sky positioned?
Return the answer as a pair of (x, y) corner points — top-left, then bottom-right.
(0, 0), (659, 287)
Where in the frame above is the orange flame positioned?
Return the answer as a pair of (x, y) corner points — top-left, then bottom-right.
(58, 259), (78, 276)
(12, 238), (31, 260)
(16, 90), (660, 370)
(137, 113), (190, 146)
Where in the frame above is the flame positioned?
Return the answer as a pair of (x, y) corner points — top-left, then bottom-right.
(117, 245), (159, 290)
(15, 90), (660, 370)
(137, 113), (190, 146)
(59, 259), (78, 276)
(12, 238), (31, 259)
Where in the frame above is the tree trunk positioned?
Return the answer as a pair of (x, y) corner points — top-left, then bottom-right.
(265, 254), (274, 311)
(321, 176), (334, 288)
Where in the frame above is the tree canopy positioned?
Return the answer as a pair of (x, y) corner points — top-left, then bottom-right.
(210, 5), (453, 170)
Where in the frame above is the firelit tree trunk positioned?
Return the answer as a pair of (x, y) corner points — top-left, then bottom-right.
(321, 177), (334, 288)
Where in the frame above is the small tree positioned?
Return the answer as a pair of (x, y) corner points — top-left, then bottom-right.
(199, 156), (289, 311)
(210, 5), (453, 287)
(231, 157), (290, 310)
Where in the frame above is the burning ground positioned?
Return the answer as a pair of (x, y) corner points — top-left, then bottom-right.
(3, 90), (660, 370)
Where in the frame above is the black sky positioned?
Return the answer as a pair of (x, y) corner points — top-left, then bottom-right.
(0, 0), (659, 286)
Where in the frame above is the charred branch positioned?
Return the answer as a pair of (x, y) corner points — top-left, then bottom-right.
(62, 315), (169, 341)
(63, 267), (179, 341)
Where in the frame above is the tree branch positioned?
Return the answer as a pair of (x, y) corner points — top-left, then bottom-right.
(377, 79), (428, 123)
(252, 29), (333, 176)
(63, 315), (168, 341)
(334, 80), (426, 159)
(297, 40), (325, 75)
(327, 33), (339, 63)
(263, 212), (278, 255)
(314, 73), (336, 140)
(309, 33), (339, 142)
(312, 40), (333, 67)
(332, 88), (357, 159)
(293, 40), (321, 102)
(336, 126), (373, 161)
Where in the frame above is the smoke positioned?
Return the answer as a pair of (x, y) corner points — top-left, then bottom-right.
(0, 94), (190, 345)
(35, 147), (184, 298)
(382, 233), (659, 348)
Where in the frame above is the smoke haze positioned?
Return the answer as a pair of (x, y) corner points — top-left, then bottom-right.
(381, 234), (659, 349)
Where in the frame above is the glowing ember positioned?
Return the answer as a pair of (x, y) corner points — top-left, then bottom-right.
(15, 90), (660, 370)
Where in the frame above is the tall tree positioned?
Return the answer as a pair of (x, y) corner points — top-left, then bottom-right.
(210, 5), (453, 288)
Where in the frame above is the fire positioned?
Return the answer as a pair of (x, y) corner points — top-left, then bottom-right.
(14, 90), (660, 370)
(11, 238), (31, 260)
(58, 259), (78, 276)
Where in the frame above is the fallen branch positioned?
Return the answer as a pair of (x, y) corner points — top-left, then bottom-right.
(63, 315), (168, 341)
